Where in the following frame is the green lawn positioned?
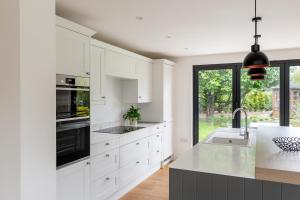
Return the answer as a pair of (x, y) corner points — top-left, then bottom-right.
(199, 121), (218, 142)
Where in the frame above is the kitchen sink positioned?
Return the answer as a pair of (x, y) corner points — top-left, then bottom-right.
(205, 128), (253, 147)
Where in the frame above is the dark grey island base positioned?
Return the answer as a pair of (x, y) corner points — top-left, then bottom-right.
(170, 168), (300, 200)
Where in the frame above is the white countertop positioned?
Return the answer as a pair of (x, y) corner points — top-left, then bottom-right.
(170, 130), (256, 179)
(255, 126), (300, 184)
(171, 126), (300, 184)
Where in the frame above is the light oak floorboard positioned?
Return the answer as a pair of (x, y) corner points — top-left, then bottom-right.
(120, 167), (169, 200)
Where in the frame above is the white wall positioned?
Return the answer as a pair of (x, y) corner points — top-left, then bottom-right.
(172, 48), (300, 157)
(91, 77), (123, 128)
(0, 1), (20, 199)
(0, 0), (56, 200)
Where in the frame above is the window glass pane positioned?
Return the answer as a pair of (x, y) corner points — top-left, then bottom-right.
(241, 67), (280, 128)
(289, 65), (300, 127)
(198, 69), (233, 142)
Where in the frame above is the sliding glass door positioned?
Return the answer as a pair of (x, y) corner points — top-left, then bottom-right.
(193, 64), (239, 144)
(193, 60), (300, 145)
(288, 62), (300, 127)
(240, 66), (281, 128)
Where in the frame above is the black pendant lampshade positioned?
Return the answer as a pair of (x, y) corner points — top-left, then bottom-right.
(243, 0), (270, 80)
(247, 66), (266, 76)
(250, 75), (265, 80)
(243, 45), (270, 69)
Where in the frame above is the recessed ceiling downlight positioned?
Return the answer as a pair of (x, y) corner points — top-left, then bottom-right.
(135, 16), (143, 20)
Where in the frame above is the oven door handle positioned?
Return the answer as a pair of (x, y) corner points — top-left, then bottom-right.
(56, 87), (90, 91)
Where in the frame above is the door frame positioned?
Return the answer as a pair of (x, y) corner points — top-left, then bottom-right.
(193, 63), (240, 145)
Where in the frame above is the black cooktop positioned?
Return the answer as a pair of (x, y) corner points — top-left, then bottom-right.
(94, 126), (146, 134)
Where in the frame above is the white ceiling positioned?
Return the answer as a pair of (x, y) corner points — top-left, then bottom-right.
(56, 0), (300, 58)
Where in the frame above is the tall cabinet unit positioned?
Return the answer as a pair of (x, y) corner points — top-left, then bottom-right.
(90, 39), (106, 105)
(139, 59), (175, 161)
(56, 16), (96, 77)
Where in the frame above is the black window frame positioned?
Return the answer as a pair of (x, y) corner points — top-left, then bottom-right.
(193, 59), (300, 145)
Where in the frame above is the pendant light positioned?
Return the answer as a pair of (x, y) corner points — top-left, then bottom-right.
(243, 0), (270, 80)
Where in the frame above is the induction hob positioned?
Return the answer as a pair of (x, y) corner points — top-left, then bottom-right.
(94, 126), (146, 134)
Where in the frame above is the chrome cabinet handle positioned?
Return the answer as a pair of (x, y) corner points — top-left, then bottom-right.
(136, 161), (140, 164)
(105, 154), (110, 157)
(157, 150), (160, 153)
(105, 177), (110, 181)
(105, 142), (110, 146)
(136, 142), (140, 145)
(101, 96), (106, 99)
(156, 135), (160, 137)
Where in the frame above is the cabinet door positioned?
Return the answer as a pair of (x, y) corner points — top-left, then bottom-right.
(90, 45), (106, 104)
(136, 61), (152, 102)
(163, 65), (174, 122)
(162, 122), (173, 160)
(57, 160), (90, 200)
(56, 26), (90, 77)
(105, 49), (136, 79)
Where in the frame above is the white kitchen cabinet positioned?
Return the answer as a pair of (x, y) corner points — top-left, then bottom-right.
(139, 59), (175, 122)
(162, 122), (173, 160)
(122, 60), (153, 103)
(91, 170), (119, 200)
(105, 49), (137, 79)
(57, 159), (90, 200)
(90, 148), (119, 181)
(163, 64), (174, 122)
(90, 44), (106, 104)
(137, 60), (153, 102)
(56, 16), (96, 77)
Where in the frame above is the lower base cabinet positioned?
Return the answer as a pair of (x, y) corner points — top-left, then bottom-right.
(119, 157), (150, 188)
(57, 160), (90, 200)
(91, 170), (119, 200)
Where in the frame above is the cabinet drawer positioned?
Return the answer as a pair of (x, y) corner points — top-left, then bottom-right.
(119, 157), (149, 187)
(91, 171), (118, 200)
(119, 128), (150, 146)
(120, 137), (149, 167)
(91, 138), (119, 156)
(91, 149), (119, 181)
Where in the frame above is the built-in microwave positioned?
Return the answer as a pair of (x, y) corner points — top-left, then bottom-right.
(56, 119), (90, 167)
(56, 74), (90, 121)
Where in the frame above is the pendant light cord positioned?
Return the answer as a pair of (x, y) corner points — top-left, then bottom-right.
(254, 0), (258, 45)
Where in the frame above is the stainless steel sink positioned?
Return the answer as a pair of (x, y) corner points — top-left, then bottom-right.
(205, 128), (253, 147)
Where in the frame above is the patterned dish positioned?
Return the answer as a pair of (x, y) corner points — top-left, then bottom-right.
(272, 137), (300, 151)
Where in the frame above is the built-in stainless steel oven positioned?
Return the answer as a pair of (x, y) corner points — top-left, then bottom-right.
(56, 74), (90, 122)
(56, 74), (90, 168)
(56, 120), (90, 167)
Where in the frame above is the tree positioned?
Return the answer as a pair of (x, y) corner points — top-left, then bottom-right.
(198, 67), (280, 119)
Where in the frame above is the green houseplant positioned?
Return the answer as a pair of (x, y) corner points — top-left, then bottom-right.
(123, 105), (141, 126)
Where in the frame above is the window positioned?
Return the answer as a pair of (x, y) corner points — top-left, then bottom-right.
(193, 60), (300, 145)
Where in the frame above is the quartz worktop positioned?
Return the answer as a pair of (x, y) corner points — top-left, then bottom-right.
(170, 126), (300, 185)
(170, 130), (256, 179)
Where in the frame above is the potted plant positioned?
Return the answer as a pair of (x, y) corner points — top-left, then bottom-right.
(123, 105), (141, 126)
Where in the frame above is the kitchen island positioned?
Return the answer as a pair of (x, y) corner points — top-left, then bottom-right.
(170, 126), (300, 200)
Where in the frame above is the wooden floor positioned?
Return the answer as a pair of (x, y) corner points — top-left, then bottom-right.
(120, 167), (169, 200)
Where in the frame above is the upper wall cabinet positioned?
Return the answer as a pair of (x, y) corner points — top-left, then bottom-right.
(122, 60), (153, 103)
(90, 41), (106, 105)
(105, 49), (137, 79)
(139, 59), (175, 122)
(56, 16), (96, 77)
(136, 60), (153, 102)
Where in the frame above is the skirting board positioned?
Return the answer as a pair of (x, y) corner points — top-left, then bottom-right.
(107, 163), (162, 200)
